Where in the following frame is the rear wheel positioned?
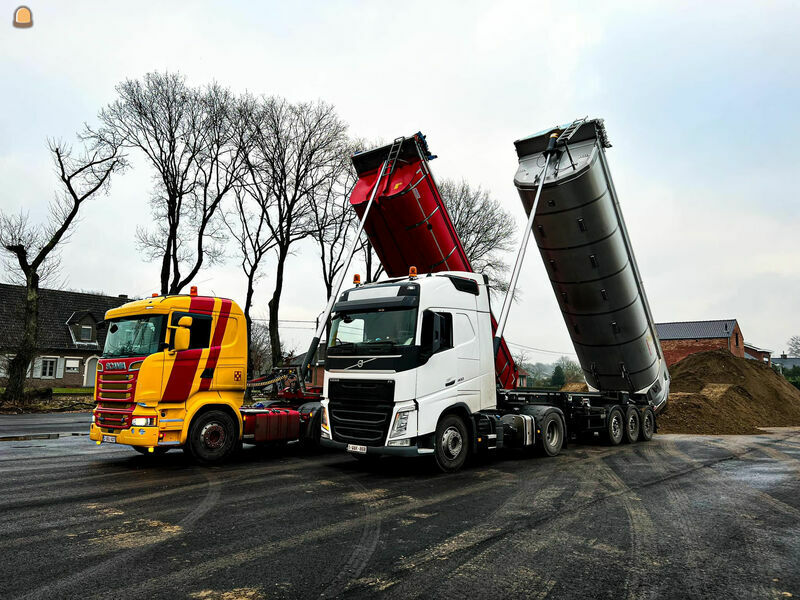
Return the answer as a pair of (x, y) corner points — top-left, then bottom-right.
(623, 407), (641, 444)
(434, 414), (469, 473)
(538, 413), (564, 457)
(187, 410), (237, 464)
(606, 408), (624, 446)
(639, 407), (655, 442)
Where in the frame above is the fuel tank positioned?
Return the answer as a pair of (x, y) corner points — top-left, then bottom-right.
(513, 120), (669, 411)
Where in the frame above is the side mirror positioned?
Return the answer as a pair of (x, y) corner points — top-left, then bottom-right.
(174, 327), (190, 352)
(172, 316), (193, 352)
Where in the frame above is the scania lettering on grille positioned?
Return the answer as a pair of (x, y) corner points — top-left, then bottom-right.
(105, 361), (127, 370)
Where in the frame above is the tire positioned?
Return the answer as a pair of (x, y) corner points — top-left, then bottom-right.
(187, 409), (237, 464)
(623, 407), (641, 444)
(639, 407), (655, 442)
(298, 412), (322, 450)
(133, 446), (169, 456)
(606, 408), (624, 446)
(434, 414), (469, 473)
(538, 413), (564, 457)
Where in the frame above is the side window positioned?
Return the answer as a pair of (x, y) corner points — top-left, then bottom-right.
(440, 312), (453, 350)
(170, 312), (213, 349)
(421, 310), (453, 356)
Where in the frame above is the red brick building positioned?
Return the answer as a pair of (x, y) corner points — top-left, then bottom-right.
(744, 343), (772, 366)
(655, 319), (744, 367)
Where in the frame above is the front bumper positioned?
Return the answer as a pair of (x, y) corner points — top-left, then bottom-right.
(321, 437), (433, 458)
(89, 423), (165, 447)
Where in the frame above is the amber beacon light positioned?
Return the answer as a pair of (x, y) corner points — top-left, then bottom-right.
(13, 6), (33, 28)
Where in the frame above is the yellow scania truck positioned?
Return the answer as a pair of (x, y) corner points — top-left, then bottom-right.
(88, 287), (321, 462)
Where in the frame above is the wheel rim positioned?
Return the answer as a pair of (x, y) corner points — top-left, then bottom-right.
(546, 419), (561, 448)
(440, 426), (463, 460)
(644, 414), (653, 436)
(628, 414), (638, 437)
(200, 422), (226, 450)
(611, 414), (622, 439)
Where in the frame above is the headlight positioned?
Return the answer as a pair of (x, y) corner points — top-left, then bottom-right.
(131, 417), (156, 427)
(129, 361), (143, 371)
(391, 410), (412, 438)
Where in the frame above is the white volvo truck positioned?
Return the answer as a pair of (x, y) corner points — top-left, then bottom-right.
(313, 120), (669, 472)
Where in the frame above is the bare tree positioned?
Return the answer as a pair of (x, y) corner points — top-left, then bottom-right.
(90, 72), (244, 294)
(0, 139), (124, 403)
(439, 178), (516, 292)
(308, 142), (359, 338)
(222, 185), (277, 376)
(240, 97), (348, 367)
(787, 335), (800, 357)
(360, 239), (385, 284)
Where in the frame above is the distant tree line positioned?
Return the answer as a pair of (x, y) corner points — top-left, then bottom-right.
(0, 70), (515, 404)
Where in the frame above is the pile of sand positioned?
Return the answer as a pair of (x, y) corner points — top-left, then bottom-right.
(561, 382), (589, 393)
(658, 349), (800, 434)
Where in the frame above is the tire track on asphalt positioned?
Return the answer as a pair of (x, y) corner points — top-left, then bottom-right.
(117, 475), (519, 599)
(665, 433), (800, 520)
(318, 472), (383, 599)
(346, 446), (630, 599)
(661, 435), (798, 598)
(12, 468), (221, 600)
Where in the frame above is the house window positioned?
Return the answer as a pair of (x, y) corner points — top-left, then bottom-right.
(65, 358), (80, 374)
(80, 326), (92, 341)
(41, 357), (57, 378)
(735, 333), (739, 347)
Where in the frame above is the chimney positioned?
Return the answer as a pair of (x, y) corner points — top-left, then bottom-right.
(781, 353), (788, 359)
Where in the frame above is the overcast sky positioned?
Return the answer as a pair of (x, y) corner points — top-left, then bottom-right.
(1, 0), (798, 359)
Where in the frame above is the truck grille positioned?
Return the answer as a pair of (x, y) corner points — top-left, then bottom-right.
(94, 372), (139, 430)
(328, 379), (394, 446)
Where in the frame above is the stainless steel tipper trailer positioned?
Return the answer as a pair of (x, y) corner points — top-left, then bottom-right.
(513, 118), (670, 411)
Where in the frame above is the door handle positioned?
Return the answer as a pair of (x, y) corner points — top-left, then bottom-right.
(445, 379), (455, 387)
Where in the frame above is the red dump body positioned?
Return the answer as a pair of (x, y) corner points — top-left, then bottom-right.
(349, 134), (517, 389)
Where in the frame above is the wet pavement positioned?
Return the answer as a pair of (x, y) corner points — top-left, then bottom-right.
(0, 417), (798, 599)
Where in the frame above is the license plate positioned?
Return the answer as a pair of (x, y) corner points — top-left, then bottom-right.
(347, 444), (367, 454)
(102, 435), (116, 443)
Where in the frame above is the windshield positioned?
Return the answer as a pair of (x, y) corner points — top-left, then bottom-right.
(329, 308), (417, 352)
(103, 315), (166, 358)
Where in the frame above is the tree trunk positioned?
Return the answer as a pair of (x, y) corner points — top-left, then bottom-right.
(3, 273), (40, 404)
(268, 247), (288, 369)
(244, 273), (256, 379)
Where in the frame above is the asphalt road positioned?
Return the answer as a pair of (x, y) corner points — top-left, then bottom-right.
(1, 417), (798, 600)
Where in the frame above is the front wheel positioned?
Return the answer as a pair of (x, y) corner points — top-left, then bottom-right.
(434, 414), (469, 473)
(187, 410), (237, 464)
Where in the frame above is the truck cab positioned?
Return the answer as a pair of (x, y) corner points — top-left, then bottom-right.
(320, 271), (498, 470)
(89, 290), (248, 461)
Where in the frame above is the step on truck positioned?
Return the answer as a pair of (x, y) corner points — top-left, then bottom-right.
(89, 290), (322, 462)
(312, 119), (669, 472)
